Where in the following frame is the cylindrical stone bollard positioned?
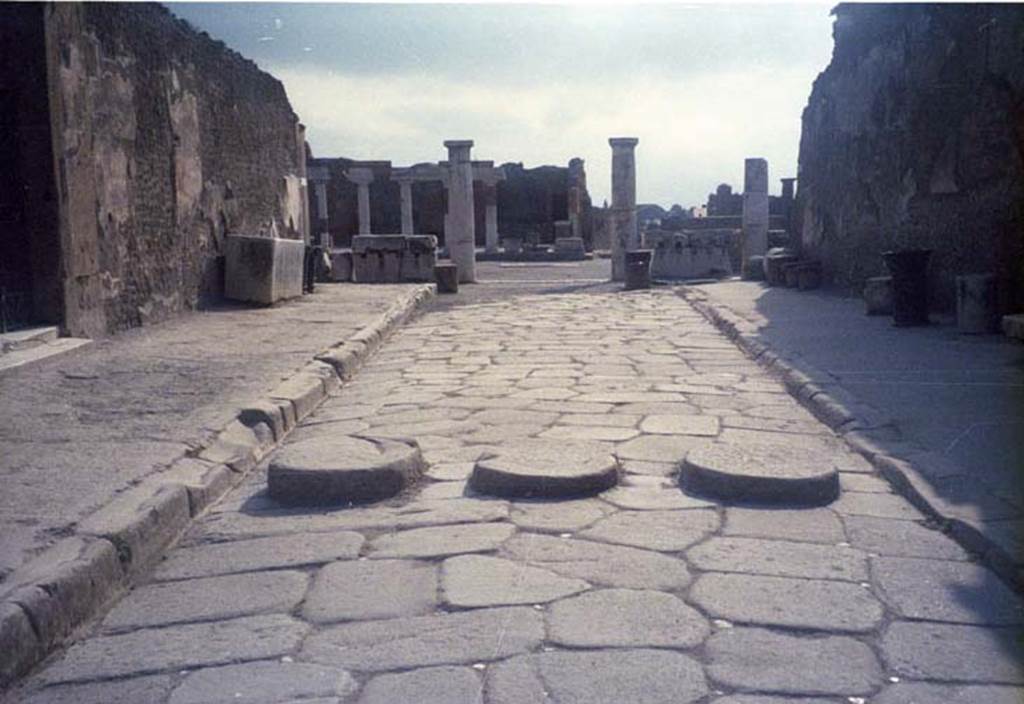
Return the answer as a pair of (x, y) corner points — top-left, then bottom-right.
(957, 274), (999, 334)
(624, 249), (653, 290)
(435, 262), (459, 294)
(882, 249), (932, 327)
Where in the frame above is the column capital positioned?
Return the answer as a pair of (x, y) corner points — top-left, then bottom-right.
(609, 137), (639, 149)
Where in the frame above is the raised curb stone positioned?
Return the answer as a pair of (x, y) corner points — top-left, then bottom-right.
(547, 589), (710, 648)
(705, 627), (882, 696)
(469, 439), (619, 499)
(681, 443), (839, 505)
(301, 606), (544, 672)
(268, 435), (424, 505)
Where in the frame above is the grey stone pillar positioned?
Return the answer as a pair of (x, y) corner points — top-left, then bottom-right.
(742, 158), (770, 268)
(444, 140), (477, 283)
(392, 169), (415, 235)
(477, 167), (505, 254)
(346, 167), (374, 235)
(609, 137), (639, 281)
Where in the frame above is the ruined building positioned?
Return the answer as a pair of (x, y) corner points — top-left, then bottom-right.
(0, 3), (308, 337)
(308, 157), (593, 250)
(796, 3), (1024, 311)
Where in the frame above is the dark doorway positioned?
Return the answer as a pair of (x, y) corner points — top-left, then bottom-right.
(0, 4), (61, 332)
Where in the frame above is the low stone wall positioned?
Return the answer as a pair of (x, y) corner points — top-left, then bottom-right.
(645, 230), (733, 279)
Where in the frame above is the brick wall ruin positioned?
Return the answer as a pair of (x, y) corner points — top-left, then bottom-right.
(42, 3), (307, 336)
(796, 4), (1024, 311)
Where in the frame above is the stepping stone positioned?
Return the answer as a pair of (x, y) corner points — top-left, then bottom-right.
(468, 439), (619, 499)
(680, 443), (838, 506)
(268, 435), (424, 506)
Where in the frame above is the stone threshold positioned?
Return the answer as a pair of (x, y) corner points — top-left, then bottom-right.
(678, 284), (1024, 594)
(0, 285), (436, 688)
(0, 330), (92, 374)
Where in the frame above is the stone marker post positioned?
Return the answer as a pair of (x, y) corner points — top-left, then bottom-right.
(609, 138), (639, 281)
(741, 158), (769, 276)
(444, 140), (477, 283)
(392, 168), (415, 235)
(346, 167), (375, 235)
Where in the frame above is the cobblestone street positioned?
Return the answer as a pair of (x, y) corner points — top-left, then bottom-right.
(6, 274), (1024, 703)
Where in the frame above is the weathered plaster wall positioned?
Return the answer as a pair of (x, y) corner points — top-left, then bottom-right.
(796, 4), (1024, 310)
(45, 3), (306, 336)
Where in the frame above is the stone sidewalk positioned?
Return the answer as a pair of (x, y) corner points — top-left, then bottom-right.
(7, 285), (1022, 703)
(0, 283), (434, 683)
(683, 280), (1024, 587)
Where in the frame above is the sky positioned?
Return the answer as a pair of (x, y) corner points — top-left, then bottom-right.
(167, 3), (836, 208)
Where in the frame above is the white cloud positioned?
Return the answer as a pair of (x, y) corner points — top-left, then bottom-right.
(274, 61), (818, 206)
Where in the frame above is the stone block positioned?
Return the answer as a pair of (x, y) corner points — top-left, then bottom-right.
(956, 274), (999, 333)
(401, 235), (438, 281)
(435, 262), (459, 294)
(645, 231), (732, 279)
(328, 248), (352, 282)
(353, 249), (402, 283)
(0, 602), (42, 687)
(224, 235), (305, 305)
(1002, 313), (1024, 340)
(351, 235), (407, 253)
(741, 255), (766, 280)
(553, 220), (573, 239)
(763, 248), (798, 286)
(554, 237), (586, 260)
(864, 275), (893, 315)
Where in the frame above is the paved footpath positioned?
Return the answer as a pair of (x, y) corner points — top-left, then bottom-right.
(5, 273), (1024, 703)
(0, 284), (417, 583)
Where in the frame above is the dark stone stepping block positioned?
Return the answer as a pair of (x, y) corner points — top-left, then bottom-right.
(469, 440), (619, 499)
(680, 443), (839, 506)
(268, 435), (424, 506)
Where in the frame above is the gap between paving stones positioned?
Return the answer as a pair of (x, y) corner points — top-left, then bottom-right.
(678, 285), (1022, 593)
(0, 285), (436, 690)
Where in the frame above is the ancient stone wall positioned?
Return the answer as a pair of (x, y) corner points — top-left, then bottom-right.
(497, 163), (570, 243)
(44, 3), (306, 336)
(796, 4), (1024, 310)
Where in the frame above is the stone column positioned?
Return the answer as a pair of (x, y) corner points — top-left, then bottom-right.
(346, 167), (374, 235)
(444, 140), (477, 283)
(477, 168), (505, 254)
(742, 158), (770, 270)
(392, 169), (415, 234)
(609, 137), (639, 281)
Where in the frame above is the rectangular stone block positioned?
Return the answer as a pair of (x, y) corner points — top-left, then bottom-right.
(328, 248), (352, 282)
(224, 235), (304, 305)
(864, 276), (893, 315)
(645, 231), (732, 279)
(353, 249), (402, 283)
(401, 235), (438, 282)
(554, 237), (586, 260)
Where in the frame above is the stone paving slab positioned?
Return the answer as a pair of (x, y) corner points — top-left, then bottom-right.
(7, 283), (1024, 702)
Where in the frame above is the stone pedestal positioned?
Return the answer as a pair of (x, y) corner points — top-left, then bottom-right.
(646, 231), (732, 279)
(503, 237), (523, 255)
(224, 235), (305, 305)
(742, 158), (769, 267)
(352, 235), (405, 283)
(609, 138), (639, 281)
(444, 140), (477, 283)
(435, 262), (459, 294)
(402, 235), (438, 282)
(346, 168), (375, 235)
(864, 276), (893, 315)
(328, 248), (353, 282)
(957, 274), (999, 334)
(624, 249), (653, 291)
(554, 237), (586, 260)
